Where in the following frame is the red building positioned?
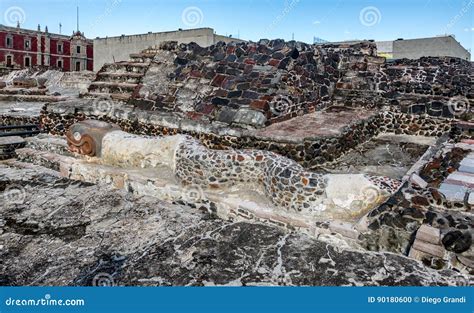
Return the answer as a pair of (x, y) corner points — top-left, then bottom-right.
(0, 24), (93, 71)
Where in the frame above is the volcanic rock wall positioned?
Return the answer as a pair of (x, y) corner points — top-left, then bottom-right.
(87, 40), (384, 128)
(335, 56), (473, 120)
(40, 100), (453, 168)
(380, 57), (472, 97)
(85, 39), (472, 130)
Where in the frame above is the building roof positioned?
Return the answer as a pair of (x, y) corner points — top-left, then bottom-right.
(0, 24), (92, 42)
(94, 27), (216, 40)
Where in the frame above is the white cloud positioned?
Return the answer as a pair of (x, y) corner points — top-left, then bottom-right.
(464, 27), (474, 31)
(313, 20), (321, 25)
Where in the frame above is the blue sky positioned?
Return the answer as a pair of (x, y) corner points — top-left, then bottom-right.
(1, 0), (472, 54)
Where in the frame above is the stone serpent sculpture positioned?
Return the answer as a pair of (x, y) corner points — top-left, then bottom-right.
(66, 120), (401, 218)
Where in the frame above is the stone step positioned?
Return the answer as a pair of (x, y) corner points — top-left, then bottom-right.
(24, 134), (73, 156)
(0, 159), (61, 178)
(0, 136), (26, 160)
(0, 94), (65, 102)
(89, 81), (139, 90)
(0, 135), (25, 147)
(103, 62), (150, 68)
(455, 121), (474, 131)
(97, 72), (144, 79)
(129, 52), (157, 59)
(0, 88), (47, 95)
(95, 76), (142, 85)
(460, 158), (474, 168)
(438, 182), (469, 202)
(445, 171), (474, 188)
(83, 92), (132, 101)
(15, 147), (69, 171)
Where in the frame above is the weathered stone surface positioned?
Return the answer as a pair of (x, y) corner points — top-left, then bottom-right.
(0, 38), (472, 286)
(0, 164), (467, 286)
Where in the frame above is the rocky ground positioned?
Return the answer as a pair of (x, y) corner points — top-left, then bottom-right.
(0, 163), (469, 286)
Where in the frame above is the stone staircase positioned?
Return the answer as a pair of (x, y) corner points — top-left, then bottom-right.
(0, 124), (41, 160)
(0, 136), (25, 160)
(84, 48), (159, 102)
(0, 85), (65, 102)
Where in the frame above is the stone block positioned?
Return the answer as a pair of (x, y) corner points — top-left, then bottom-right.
(216, 107), (237, 124)
(416, 225), (441, 245)
(329, 221), (359, 239)
(232, 108), (267, 127)
(409, 173), (428, 188)
(412, 240), (445, 258)
(250, 100), (269, 111)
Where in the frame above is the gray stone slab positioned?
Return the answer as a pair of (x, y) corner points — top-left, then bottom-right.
(458, 165), (474, 174)
(438, 183), (468, 202)
(0, 136), (25, 146)
(446, 172), (474, 187)
(460, 158), (474, 168)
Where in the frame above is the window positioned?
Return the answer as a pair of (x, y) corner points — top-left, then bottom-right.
(24, 39), (31, 50)
(57, 43), (63, 53)
(76, 45), (81, 54)
(24, 56), (31, 67)
(57, 60), (63, 68)
(6, 36), (12, 48)
(75, 61), (81, 71)
(6, 55), (12, 67)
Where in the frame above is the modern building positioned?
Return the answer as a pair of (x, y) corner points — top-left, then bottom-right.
(93, 27), (244, 71)
(323, 35), (471, 61)
(0, 24), (93, 71)
(376, 35), (471, 60)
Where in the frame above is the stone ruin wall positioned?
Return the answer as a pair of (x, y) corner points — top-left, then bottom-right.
(0, 39), (468, 169)
(0, 115), (39, 126)
(130, 40), (471, 123)
(1, 38), (469, 135)
(2, 40), (473, 275)
(361, 145), (473, 272)
(77, 38), (472, 136)
(40, 102), (454, 169)
(1, 39), (471, 168)
(86, 40), (387, 129)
